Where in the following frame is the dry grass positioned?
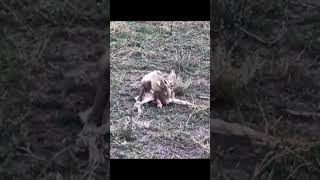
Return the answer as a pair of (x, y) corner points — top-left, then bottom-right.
(0, 1), (108, 179)
(110, 21), (210, 159)
(211, 0), (320, 179)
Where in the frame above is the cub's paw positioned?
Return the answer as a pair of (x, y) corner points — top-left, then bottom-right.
(157, 103), (163, 108)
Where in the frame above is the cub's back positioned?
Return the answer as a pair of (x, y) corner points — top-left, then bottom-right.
(141, 70), (164, 92)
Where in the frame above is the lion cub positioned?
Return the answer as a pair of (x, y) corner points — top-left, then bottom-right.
(135, 70), (175, 107)
(135, 70), (194, 108)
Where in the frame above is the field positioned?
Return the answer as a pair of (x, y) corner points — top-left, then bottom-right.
(1, 1), (109, 179)
(110, 21), (210, 159)
(211, 0), (320, 179)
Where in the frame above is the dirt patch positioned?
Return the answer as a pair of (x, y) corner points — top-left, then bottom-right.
(110, 21), (210, 159)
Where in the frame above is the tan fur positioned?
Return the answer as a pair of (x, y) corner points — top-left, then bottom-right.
(136, 70), (172, 104)
(135, 70), (195, 110)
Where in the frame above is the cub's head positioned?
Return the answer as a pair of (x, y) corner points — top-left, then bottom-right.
(163, 70), (177, 89)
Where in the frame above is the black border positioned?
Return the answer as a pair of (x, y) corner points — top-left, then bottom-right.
(110, 159), (210, 179)
(111, 0), (209, 21)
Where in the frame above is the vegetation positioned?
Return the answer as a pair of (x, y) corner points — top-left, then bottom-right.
(211, 0), (320, 179)
(110, 21), (210, 159)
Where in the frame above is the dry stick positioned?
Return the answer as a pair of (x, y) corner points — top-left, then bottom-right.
(269, 21), (287, 45)
(211, 118), (320, 148)
(81, 160), (100, 180)
(175, 130), (209, 154)
(37, 30), (55, 62)
(251, 148), (291, 180)
(285, 109), (320, 118)
(191, 136), (210, 153)
(36, 146), (70, 179)
(226, 33), (241, 59)
(256, 100), (269, 137)
(239, 26), (267, 44)
(199, 95), (210, 100)
(252, 150), (275, 179)
(186, 107), (203, 126)
(238, 24), (286, 46)
(30, 30), (54, 64)
(212, 118), (278, 146)
(285, 162), (309, 180)
(270, 116), (283, 136)
(284, 147), (318, 172)
(253, 144), (316, 180)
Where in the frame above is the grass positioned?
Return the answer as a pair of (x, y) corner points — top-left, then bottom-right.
(110, 21), (210, 159)
(1, 1), (109, 179)
(211, 0), (320, 178)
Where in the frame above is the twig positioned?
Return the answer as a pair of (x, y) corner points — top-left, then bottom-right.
(284, 109), (320, 118)
(252, 149), (290, 180)
(270, 116), (283, 136)
(17, 146), (46, 161)
(238, 23), (286, 47)
(37, 30), (55, 61)
(239, 26), (267, 44)
(191, 136), (209, 153)
(212, 118), (278, 146)
(36, 146), (70, 179)
(256, 100), (269, 137)
(199, 95), (210, 100)
(285, 163), (309, 180)
(31, 30), (55, 63)
(186, 108), (203, 126)
(81, 159), (100, 180)
(211, 118), (319, 148)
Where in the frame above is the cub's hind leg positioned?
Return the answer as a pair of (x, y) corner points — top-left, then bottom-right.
(136, 85), (144, 102)
(136, 81), (152, 102)
(135, 92), (155, 106)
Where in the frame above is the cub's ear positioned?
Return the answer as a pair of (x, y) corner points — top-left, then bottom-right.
(171, 69), (175, 74)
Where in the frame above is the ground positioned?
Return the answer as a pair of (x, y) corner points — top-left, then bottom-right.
(1, 1), (109, 179)
(110, 21), (210, 159)
(211, 1), (320, 179)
